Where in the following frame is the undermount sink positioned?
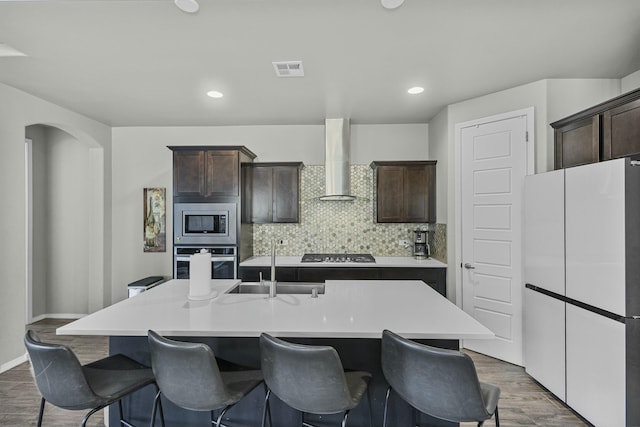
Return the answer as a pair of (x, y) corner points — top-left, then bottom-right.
(227, 282), (325, 295)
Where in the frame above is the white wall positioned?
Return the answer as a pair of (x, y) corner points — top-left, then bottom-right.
(25, 126), (47, 318)
(622, 69), (640, 93)
(428, 108), (449, 224)
(44, 127), (94, 315)
(0, 83), (111, 371)
(111, 124), (428, 302)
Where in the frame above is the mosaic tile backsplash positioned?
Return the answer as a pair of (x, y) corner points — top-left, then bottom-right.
(253, 165), (447, 262)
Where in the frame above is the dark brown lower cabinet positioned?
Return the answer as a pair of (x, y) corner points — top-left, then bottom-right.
(238, 266), (447, 297)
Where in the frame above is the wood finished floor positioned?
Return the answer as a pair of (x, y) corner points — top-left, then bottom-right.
(0, 318), (590, 427)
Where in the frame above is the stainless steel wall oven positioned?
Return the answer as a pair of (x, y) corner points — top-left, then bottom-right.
(173, 246), (237, 279)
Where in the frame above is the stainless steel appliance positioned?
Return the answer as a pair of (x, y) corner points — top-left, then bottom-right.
(173, 202), (237, 246)
(301, 253), (376, 263)
(174, 246), (237, 279)
(413, 229), (430, 260)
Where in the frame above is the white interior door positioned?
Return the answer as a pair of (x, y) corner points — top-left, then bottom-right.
(458, 110), (531, 366)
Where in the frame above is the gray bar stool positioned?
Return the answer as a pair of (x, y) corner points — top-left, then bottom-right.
(259, 333), (372, 427)
(147, 330), (265, 427)
(381, 329), (500, 427)
(24, 329), (163, 427)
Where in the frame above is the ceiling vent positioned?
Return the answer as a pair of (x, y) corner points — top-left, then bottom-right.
(272, 61), (304, 77)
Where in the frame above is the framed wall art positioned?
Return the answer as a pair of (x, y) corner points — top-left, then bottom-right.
(143, 187), (166, 252)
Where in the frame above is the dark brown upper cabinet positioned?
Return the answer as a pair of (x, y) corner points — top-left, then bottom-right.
(242, 162), (303, 224)
(553, 116), (600, 169)
(603, 97), (640, 161)
(169, 146), (256, 201)
(370, 160), (436, 223)
(552, 88), (640, 169)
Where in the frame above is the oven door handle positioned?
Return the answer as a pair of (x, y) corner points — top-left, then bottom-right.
(210, 256), (236, 262)
(175, 256), (235, 262)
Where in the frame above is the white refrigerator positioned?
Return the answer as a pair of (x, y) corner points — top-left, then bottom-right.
(524, 158), (640, 427)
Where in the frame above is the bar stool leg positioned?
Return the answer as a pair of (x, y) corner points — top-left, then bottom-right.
(341, 409), (351, 427)
(261, 388), (272, 427)
(382, 386), (392, 427)
(37, 397), (46, 427)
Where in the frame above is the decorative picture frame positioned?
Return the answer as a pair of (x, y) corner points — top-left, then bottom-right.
(143, 187), (166, 252)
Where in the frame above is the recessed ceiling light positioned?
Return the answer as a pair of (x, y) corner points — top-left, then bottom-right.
(408, 86), (424, 95)
(175, 0), (199, 14)
(381, 0), (405, 10)
(207, 90), (224, 99)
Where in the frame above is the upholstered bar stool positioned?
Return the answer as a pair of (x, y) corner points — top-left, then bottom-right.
(381, 329), (500, 427)
(24, 330), (162, 427)
(259, 333), (372, 427)
(147, 330), (264, 427)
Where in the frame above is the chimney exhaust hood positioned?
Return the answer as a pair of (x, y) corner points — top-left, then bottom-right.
(320, 118), (356, 201)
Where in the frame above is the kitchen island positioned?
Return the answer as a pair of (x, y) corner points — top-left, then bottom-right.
(58, 279), (492, 427)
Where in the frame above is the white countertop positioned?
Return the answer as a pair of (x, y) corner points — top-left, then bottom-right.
(239, 256), (448, 268)
(57, 279), (492, 340)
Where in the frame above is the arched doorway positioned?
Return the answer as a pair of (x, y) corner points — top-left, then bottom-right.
(25, 124), (105, 324)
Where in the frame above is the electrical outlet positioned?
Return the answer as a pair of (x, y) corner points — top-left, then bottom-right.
(398, 239), (409, 247)
(278, 239), (288, 246)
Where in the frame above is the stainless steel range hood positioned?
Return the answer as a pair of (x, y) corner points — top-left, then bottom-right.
(320, 118), (355, 201)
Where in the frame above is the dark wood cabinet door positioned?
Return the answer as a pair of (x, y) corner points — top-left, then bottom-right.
(205, 150), (239, 197)
(273, 166), (299, 223)
(376, 166), (404, 222)
(404, 165), (435, 222)
(244, 163), (301, 224)
(374, 162), (436, 223)
(554, 116), (600, 169)
(238, 267), (297, 282)
(378, 267), (446, 296)
(296, 267), (380, 281)
(173, 150), (205, 197)
(250, 166), (273, 223)
(603, 98), (640, 160)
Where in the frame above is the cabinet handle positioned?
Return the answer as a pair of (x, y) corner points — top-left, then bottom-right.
(464, 263), (475, 270)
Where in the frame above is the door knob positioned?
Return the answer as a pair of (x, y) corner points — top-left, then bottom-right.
(464, 263), (475, 270)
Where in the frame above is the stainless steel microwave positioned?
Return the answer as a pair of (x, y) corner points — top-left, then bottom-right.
(173, 202), (237, 245)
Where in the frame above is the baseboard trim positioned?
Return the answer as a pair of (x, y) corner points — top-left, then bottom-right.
(0, 353), (27, 374)
(29, 314), (47, 323)
(27, 313), (86, 325)
(43, 313), (86, 320)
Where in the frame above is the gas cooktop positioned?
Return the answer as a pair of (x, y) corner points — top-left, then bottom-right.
(301, 253), (376, 263)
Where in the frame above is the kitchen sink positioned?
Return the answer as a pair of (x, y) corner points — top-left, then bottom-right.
(227, 282), (325, 295)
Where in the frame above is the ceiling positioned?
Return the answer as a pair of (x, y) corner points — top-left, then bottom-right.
(0, 0), (639, 127)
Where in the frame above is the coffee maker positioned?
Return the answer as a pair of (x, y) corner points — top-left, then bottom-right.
(413, 228), (430, 260)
